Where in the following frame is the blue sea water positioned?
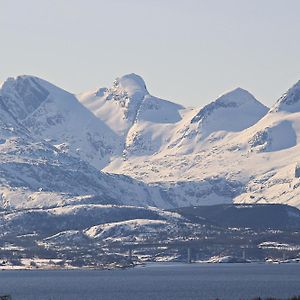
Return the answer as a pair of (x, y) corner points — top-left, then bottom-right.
(0, 263), (300, 300)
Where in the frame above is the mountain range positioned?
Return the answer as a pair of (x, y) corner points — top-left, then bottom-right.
(1, 73), (300, 210)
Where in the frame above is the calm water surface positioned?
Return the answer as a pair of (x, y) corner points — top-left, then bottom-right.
(0, 263), (300, 300)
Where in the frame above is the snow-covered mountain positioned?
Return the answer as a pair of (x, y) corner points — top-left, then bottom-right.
(191, 88), (268, 137)
(78, 74), (187, 159)
(2, 73), (300, 211)
(159, 87), (268, 156)
(80, 75), (300, 209)
(1, 76), (121, 169)
(0, 77), (179, 210)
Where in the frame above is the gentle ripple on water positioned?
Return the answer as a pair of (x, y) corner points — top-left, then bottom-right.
(0, 263), (300, 300)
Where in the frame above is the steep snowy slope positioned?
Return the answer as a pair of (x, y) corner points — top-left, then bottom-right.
(270, 80), (300, 113)
(123, 95), (186, 157)
(1, 76), (121, 169)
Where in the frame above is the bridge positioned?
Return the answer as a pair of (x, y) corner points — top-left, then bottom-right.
(105, 241), (252, 263)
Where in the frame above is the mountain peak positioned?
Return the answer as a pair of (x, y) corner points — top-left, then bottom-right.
(95, 73), (148, 99)
(93, 74), (149, 123)
(270, 80), (300, 113)
(0, 75), (50, 121)
(191, 88), (267, 125)
(117, 73), (148, 95)
(216, 87), (263, 106)
(1, 75), (42, 91)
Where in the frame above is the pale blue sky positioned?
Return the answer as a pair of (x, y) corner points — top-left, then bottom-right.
(1, 0), (300, 107)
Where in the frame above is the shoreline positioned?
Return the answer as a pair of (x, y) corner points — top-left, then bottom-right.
(1, 260), (299, 271)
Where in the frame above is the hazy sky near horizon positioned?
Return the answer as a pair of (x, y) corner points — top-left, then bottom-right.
(1, 0), (300, 107)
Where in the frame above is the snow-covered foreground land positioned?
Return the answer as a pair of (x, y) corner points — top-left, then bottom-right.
(0, 203), (300, 269)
